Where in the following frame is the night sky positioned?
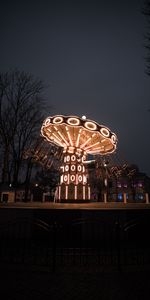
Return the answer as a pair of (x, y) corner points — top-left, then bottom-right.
(1, 0), (150, 175)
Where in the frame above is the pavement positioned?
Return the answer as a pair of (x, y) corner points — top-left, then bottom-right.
(1, 201), (150, 299)
(0, 201), (150, 210)
(1, 264), (150, 300)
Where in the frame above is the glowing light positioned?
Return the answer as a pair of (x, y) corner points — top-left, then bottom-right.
(76, 133), (80, 148)
(75, 186), (77, 199)
(67, 117), (80, 126)
(84, 121), (97, 131)
(71, 165), (76, 171)
(77, 165), (82, 172)
(82, 159), (95, 164)
(67, 174), (70, 184)
(51, 135), (64, 147)
(71, 155), (76, 161)
(65, 165), (69, 172)
(80, 137), (92, 148)
(87, 147), (104, 154)
(80, 133), (96, 149)
(66, 155), (70, 162)
(78, 175), (83, 182)
(76, 129), (82, 147)
(84, 141), (100, 151)
(83, 175), (87, 184)
(83, 186), (85, 199)
(100, 127), (110, 137)
(44, 118), (51, 126)
(64, 175), (68, 182)
(53, 116), (63, 124)
(58, 186), (61, 200)
(82, 115), (86, 120)
(111, 134), (117, 144)
(60, 166), (65, 172)
(52, 133), (62, 142)
(75, 174), (78, 185)
(66, 126), (73, 146)
(70, 175), (75, 182)
(88, 149), (103, 154)
(68, 147), (75, 153)
(65, 186), (68, 199)
(57, 130), (69, 146)
(104, 178), (108, 186)
(60, 175), (63, 184)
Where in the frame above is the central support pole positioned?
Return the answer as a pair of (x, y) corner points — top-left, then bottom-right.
(56, 147), (91, 202)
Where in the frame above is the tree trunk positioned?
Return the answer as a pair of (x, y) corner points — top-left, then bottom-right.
(24, 159), (33, 201)
(1, 148), (11, 183)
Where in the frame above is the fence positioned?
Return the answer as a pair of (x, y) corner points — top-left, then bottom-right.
(0, 216), (150, 272)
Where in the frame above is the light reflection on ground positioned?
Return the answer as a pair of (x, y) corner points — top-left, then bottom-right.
(0, 202), (150, 210)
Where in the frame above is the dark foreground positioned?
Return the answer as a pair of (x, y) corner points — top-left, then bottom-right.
(1, 267), (150, 300)
(0, 202), (150, 299)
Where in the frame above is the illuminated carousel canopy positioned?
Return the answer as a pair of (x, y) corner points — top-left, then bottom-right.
(41, 115), (117, 155)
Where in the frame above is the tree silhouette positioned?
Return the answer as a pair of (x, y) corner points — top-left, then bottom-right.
(0, 70), (46, 186)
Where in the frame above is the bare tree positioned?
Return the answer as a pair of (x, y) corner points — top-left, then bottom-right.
(0, 70), (47, 187)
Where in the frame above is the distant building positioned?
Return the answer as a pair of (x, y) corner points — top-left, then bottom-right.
(0, 184), (31, 203)
(89, 164), (150, 204)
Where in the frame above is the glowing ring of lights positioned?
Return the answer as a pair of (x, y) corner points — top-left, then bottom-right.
(66, 155), (70, 162)
(77, 165), (82, 172)
(111, 135), (117, 144)
(64, 175), (68, 182)
(65, 165), (69, 172)
(78, 175), (83, 182)
(100, 127), (110, 137)
(71, 155), (76, 161)
(70, 175), (75, 181)
(84, 121), (97, 131)
(41, 115), (117, 156)
(71, 165), (76, 171)
(67, 117), (80, 126)
(44, 118), (51, 126)
(53, 116), (63, 124)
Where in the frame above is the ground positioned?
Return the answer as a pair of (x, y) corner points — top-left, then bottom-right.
(1, 202), (150, 299)
(0, 201), (150, 210)
(1, 266), (150, 300)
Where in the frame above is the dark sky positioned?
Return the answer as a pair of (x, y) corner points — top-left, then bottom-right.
(1, 0), (150, 175)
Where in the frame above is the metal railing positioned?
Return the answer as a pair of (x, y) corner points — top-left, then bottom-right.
(0, 217), (150, 272)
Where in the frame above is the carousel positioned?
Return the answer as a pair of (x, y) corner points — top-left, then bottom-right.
(41, 115), (117, 202)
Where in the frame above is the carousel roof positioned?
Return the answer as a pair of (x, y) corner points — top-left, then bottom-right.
(41, 115), (117, 155)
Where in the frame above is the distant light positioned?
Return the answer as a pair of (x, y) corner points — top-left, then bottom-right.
(82, 115), (86, 120)
(35, 183), (38, 187)
(103, 160), (109, 167)
(104, 178), (107, 186)
(9, 184), (12, 187)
